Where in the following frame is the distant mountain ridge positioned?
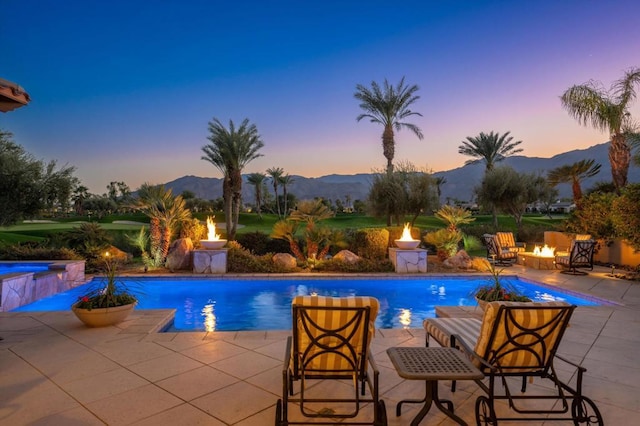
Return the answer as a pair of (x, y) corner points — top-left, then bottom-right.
(163, 142), (639, 204)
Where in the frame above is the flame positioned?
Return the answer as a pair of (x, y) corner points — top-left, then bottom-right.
(532, 244), (555, 257)
(399, 223), (415, 241)
(206, 216), (221, 241)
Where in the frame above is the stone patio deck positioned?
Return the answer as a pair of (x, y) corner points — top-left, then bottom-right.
(1, 264), (639, 425)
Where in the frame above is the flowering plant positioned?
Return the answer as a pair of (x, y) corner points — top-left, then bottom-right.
(73, 252), (137, 310)
(474, 262), (531, 302)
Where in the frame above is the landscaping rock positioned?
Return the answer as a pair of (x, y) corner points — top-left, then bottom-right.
(333, 250), (361, 265)
(166, 238), (193, 271)
(443, 250), (473, 269)
(272, 253), (297, 270)
(105, 245), (132, 262)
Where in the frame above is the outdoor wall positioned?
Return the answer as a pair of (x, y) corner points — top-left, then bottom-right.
(544, 231), (640, 267)
(0, 261), (85, 312)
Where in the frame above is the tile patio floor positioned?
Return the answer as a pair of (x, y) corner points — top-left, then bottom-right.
(1, 264), (639, 425)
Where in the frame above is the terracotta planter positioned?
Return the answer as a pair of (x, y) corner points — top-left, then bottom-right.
(72, 303), (135, 327)
(475, 297), (488, 311)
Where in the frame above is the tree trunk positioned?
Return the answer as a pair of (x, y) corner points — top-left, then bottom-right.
(149, 217), (162, 259)
(609, 134), (630, 191)
(223, 176), (233, 240)
(382, 125), (395, 174)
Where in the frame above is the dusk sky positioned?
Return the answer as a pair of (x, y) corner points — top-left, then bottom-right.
(2, 0), (639, 194)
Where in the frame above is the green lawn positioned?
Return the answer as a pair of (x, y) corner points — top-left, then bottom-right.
(0, 212), (567, 245)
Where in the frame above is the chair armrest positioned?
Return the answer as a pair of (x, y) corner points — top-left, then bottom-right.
(554, 353), (587, 373)
(452, 333), (496, 372)
(283, 336), (292, 372)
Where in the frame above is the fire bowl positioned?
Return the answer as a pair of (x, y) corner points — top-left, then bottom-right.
(394, 239), (420, 250)
(200, 240), (227, 249)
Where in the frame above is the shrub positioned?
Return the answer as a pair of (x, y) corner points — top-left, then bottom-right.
(564, 192), (616, 240)
(235, 231), (290, 255)
(351, 228), (389, 260)
(424, 228), (462, 259)
(612, 184), (640, 250)
(179, 218), (207, 242)
(227, 246), (293, 273)
(516, 224), (555, 245)
(314, 258), (394, 273)
(0, 244), (81, 260)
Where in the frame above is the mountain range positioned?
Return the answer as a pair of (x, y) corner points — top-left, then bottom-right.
(163, 142), (640, 204)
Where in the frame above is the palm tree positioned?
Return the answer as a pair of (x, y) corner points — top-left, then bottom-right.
(458, 131), (523, 171)
(434, 176), (447, 203)
(547, 159), (601, 204)
(267, 166), (284, 218)
(459, 131), (523, 228)
(130, 183), (191, 261)
(561, 67), (640, 190)
(246, 172), (266, 218)
(279, 173), (294, 218)
(202, 118), (264, 240)
(354, 77), (424, 174)
(72, 185), (90, 215)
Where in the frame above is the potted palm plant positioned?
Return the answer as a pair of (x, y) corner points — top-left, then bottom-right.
(71, 252), (137, 327)
(474, 262), (531, 310)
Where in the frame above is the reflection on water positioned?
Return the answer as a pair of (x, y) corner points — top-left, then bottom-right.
(201, 301), (216, 332)
(398, 308), (412, 328)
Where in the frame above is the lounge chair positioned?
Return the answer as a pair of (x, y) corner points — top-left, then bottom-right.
(495, 232), (526, 253)
(426, 302), (603, 424)
(275, 295), (387, 425)
(554, 239), (596, 275)
(485, 233), (522, 266)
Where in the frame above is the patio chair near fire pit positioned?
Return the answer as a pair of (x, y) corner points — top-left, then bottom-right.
(275, 295), (387, 425)
(554, 239), (596, 275)
(484, 233), (523, 266)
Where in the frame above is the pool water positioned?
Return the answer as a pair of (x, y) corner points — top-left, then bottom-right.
(13, 276), (600, 331)
(0, 263), (51, 274)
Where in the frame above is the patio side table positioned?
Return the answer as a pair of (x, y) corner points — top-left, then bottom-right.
(386, 347), (484, 425)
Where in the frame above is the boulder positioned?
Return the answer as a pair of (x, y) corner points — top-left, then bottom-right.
(333, 250), (361, 265)
(104, 245), (132, 262)
(272, 253), (297, 270)
(166, 238), (193, 271)
(443, 250), (473, 269)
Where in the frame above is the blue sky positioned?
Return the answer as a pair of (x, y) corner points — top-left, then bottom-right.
(1, 0), (639, 193)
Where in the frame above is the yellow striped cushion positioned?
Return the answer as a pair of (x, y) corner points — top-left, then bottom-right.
(423, 317), (482, 351)
(474, 301), (570, 372)
(292, 295), (379, 374)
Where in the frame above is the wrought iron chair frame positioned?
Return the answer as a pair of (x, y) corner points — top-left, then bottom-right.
(554, 239), (596, 275)
(276, 301), (387, 425)
(485, 234), (519, 266)
(454, 303), (602, 424)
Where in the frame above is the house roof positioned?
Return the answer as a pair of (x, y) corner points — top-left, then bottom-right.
(0, 77), (31, 112)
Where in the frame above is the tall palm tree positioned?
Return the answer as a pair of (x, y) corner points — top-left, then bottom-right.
(267, 166), (284, 218)
(458, 131), (523, 171)
(561, 67), (640, 190)
(354, 77), (424, 174)
(279, 173), (294, 218)
(246, 172), (266, 218)
(202, 118), (264, 240)
(459, 131), (523, 228)
(547, 159), (601, 204)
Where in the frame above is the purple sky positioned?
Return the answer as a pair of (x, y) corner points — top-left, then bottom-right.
(1, 0), (639, 194)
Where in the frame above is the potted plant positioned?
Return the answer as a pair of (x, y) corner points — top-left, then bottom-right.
(474, 262), (531, 310)
(71, 252), (138, 327)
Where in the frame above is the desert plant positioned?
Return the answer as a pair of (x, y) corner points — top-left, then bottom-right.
(474, 262), (531, 303)
(424, 228), (463, 260)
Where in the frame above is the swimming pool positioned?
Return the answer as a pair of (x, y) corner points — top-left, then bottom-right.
(13, 275), (600, 331)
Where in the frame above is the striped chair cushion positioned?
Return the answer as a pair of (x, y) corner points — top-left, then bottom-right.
(423, 317), (482, 352)
(495, 232), (525, 253)
(292, 295), (379, 374)
(474, 301), (571, 372)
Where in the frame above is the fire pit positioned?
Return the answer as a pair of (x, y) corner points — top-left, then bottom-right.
(200, 216), (227, 249)
(394, 223), (420, 250)
(517, 244), (556, 270)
